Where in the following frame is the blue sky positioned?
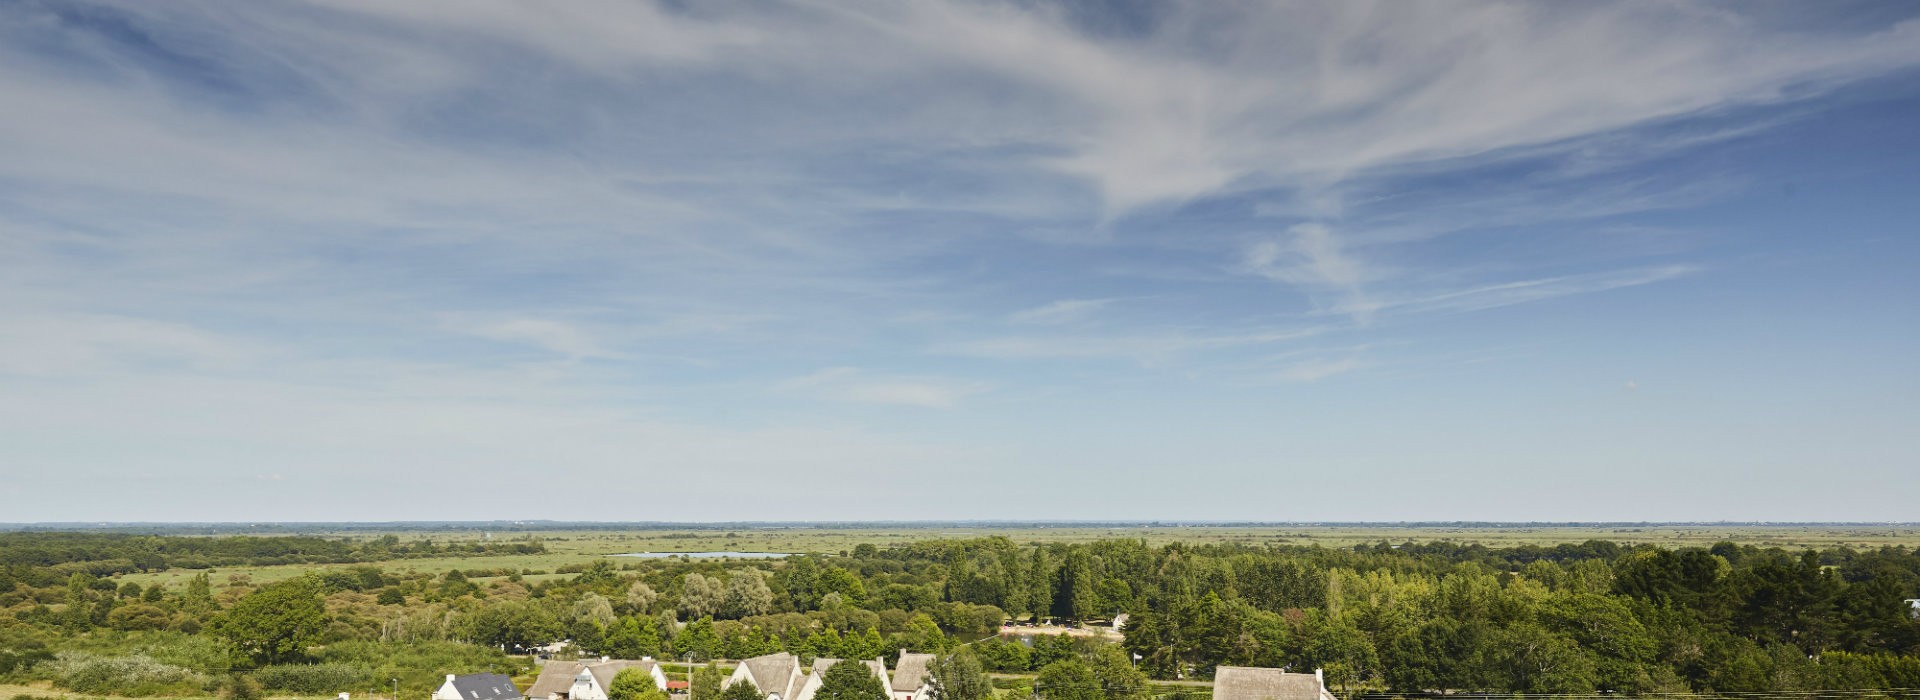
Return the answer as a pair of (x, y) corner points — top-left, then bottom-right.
(1, 0), (1917, 522)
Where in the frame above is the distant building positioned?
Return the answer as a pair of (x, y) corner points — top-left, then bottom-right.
(529, 659), (668, 700)
(728, 653), (807, 700)
(797, 658), (889, 700)
(1111, 614), (1130, 632)
(1211, 667), (1336, 700)
(434, 674), (523, 700)
(889, 652), (936, 700)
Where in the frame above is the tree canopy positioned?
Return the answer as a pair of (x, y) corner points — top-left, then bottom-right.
(815, 659), (889, 700)
(927, 649), (992, 700)
(207, 577), (327, 665)
(609, 668), (670, 700)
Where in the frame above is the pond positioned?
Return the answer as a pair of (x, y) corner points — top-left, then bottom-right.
(614, 551), (791, 559)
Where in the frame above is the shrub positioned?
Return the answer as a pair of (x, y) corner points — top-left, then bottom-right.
(224, 674), (263, 700)
(318, 640), (529, 690)
(45, 652), (207, 696)
(0, 642), (55, 675)
(255, 663), (373, 694)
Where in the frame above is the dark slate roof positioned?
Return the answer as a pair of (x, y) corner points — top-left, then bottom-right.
(451, 674), (524, 700)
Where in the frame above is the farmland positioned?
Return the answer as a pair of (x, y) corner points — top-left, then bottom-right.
(105, 523), (1920, 591)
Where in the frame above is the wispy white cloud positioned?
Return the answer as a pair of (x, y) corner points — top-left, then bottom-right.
(448, 317), (618, 360)
(0, 313), (265, 376)
(1333, 264), (1702, 318)
(1008, 298), (1119, 325)
(939, 327), (1324, 366)
(1268, 357), (1367, 383)
(1241, 223), (1378, 317)
(778, 367), (986, 408)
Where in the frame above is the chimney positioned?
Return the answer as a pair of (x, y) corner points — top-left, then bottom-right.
(448, 675), (458, 683)
(601, 656), (611, 663)
(1314, 669), (1323, 684)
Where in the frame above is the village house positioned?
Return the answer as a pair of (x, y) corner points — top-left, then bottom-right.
(529, 658), (670, 700)
(728, 652), (808, 700)
(728, 653), (890, 700)
(888, 652), (935, 700)
(1210, 667), (1337, 700)
(433, 674), (524, 700)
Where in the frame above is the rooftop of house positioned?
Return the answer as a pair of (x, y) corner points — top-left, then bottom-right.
(1211, 667), (1335, 700)
(739, 653), (805, 700)
(890, 653), (936, 692)
(529, 659), (659, 698)
(445, 674), (523, 700)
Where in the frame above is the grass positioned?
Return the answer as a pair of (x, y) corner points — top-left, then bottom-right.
(115, 524), (1920, 590)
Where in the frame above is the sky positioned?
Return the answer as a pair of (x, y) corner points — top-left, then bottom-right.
(1, 0), (1918, 523)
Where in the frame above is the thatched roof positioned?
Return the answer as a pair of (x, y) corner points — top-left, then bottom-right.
(891, 653), (935, 692)
(739, 653), (805, 700)
(1211, 667), (1334, 700)
(529, 660), (660, 699)
(529, 663), (582, 699)
(589, 661), (658, 692)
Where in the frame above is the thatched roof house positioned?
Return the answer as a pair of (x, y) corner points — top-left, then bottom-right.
(889, 652), (936, 700)
(1211, 667), (1336, 700)
(529, 659), (667, 700)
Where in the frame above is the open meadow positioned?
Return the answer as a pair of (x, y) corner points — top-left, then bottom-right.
(111, 523), (1920, 591)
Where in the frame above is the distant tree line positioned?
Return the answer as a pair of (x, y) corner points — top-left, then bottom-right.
(0, 532), (545, 580)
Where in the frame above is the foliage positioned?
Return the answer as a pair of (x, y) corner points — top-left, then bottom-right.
(252, 663), (372, 694)
(8, 529), (1920, 695)
(718, 681), (764, 700)
(207, 577), (327, 665)
(0, 638), (55, 675)
(1035, 660), (1099, 700)
(691, 664), (730, 700)
(0, 532), (543, 580)
(316, 640), (529, 690)
(609, 667), (671, 700)
(814, 659), (889, 700)
(926, 649), (992, 700)
(221, 674), (261, 700)
(971, 637), (1031, 673)
(43, 653), (205, 696)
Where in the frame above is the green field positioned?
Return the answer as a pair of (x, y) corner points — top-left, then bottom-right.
(113, 524), (1920, 591)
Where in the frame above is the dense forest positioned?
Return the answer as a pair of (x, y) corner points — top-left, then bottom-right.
(3, 534), (1920, 698)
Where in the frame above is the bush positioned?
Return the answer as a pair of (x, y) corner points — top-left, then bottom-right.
(254, 663), (372, 694)
(0, 642), (55, 675)
(45, 652), (207, 696)
(318, 640), (529, 690)
(224, 674), (263, 700)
